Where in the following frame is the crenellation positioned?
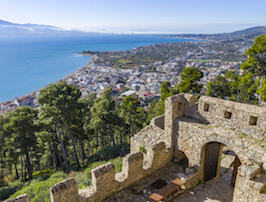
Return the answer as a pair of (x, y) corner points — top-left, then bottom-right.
(183, 93), (196, 110)
(148, 141), (171, 170)
(233, 167), (266, 202)
(117, 152), (144, 185)
(150, 114), (165, 129)
(199, 95), (266, 141)
(79, 140), (173, 201)
(4, 194), (30, 202)
(91, 162), (115, 200)
(50, 178), (80, 202)
(130, 124), (166, 153)
(8, 94), (266, 202)
(237, 164), (260, 180)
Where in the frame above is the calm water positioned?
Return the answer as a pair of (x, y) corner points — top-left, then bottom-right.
(0, 35), (193, 103)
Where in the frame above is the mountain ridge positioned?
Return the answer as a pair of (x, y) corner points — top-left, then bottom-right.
(1, 19), (265, 38)
(165, 26), (266, 40)
(0, 19), (99, 36)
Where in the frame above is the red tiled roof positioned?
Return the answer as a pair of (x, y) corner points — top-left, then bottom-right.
(142, 92), (153, 96)
(117, 88), (124, 93)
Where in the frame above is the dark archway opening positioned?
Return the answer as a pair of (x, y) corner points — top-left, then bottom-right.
(204, 142), (241, 187)
(204, 142), (222, 182)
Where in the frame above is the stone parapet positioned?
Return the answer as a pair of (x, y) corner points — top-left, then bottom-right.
(78, 141), (172, 202)
(8, 94), (266, 202)
(233, 167), (266, 202)
(199, 96), (266, 141)
(4, 194), (30, 202)
(176, 121), (266, 166)
(130, 124), (166, 153)
(50, 178), (80, 202)
(150, 114), (164, 130)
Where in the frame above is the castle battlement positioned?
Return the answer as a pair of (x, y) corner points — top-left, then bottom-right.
(198, 96), (266, 141)
(49, 140), (172, 202)
(7, 94), (266, 202)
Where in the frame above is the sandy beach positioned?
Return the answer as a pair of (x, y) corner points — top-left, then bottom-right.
(55, 53), (98, 83)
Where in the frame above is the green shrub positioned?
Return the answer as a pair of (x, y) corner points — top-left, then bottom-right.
(6, 144), (129, 201)
(0, 180), (24, 201)
(32, 169), (53, 181)
(109, 157), (123, 173)
(139, 146), (147, 154)
(86, 143), (129, 164)
(75, 157), (124, 189)
(9, 172), (67, 202)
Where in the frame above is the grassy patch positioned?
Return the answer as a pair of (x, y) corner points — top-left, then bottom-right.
(7, 144), (129, 201)
(139, 146), (147, 154)
(117, 59), (132, 64)
(9, 172), (67, 202)
(187, 59), (216, 62)
(73, 157), (123, 189)
(86, 143), (129, 164)
(0, 180), (24, 201)
(239, 133), (247, 138)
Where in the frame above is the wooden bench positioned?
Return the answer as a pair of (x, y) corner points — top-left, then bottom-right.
(147, 178), (184, 202)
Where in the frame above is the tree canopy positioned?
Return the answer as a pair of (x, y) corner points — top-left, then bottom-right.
(241, 35), (266, 104)
(179, 67), (203, 94)
(207, 75), (230, 99)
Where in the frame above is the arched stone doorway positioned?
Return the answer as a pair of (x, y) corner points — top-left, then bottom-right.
(204, 142), (222, 182)
(204, 142), (241, 187)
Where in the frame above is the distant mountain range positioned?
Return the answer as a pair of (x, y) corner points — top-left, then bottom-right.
(167, 26), (266, 40)
(1, 19), (266, 39)
(0, 19), (99, 36)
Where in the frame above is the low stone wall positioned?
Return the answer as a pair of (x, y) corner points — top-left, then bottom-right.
(5, 194), (30, 202)
(50, 178), (80, 202)
(81, 141), (172, 202)
(23, 140), (170, 202)
(150, 114), (164, 129)
(233, 165), (266, 202)
(176, 120), (266, 202)
(130, 124), (166, 153)
(198, 96), (266, 141)
(176, 121), (265, 165)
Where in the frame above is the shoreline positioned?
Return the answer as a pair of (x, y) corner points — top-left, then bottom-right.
(0, 54), (98, 105)
(55, 53), (98, 83)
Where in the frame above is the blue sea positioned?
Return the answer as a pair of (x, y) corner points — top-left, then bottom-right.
(0, 35), (194, 103)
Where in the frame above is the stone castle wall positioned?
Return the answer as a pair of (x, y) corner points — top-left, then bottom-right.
(150, 114), (164, 129)
(52, 141), (171, 202)
(7, 94), (266, 202)
(198, 96), (266, 141)
(130, 123), (165, 154)
(5, 194), (30, 202)
(233, 165), (266, 202)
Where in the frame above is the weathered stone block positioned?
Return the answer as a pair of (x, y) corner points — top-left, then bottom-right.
(122, 152), (144, 182)
(50, 178), (79, 202)
(150, 115), (164, 129)
(91, 162), (115, 198)
(5, 194), (30, 202)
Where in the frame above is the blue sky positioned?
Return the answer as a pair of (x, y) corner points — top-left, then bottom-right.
(1, 0), (266, 34)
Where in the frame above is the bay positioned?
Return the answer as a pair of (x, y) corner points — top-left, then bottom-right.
(0, 35), (193, 103)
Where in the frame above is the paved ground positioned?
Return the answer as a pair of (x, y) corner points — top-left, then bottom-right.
(171, 170), (234, 202)
(103, 161), (186, 202)
(171, 148), (235, 202)
(103, 147), (236, 202)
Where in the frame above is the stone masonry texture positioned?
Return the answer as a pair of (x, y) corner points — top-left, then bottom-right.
(7, 94), (266, 202)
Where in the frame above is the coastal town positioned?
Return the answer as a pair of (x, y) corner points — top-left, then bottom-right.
(0, 38), (250, 114)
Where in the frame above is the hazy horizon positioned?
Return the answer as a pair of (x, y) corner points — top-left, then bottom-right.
(1, 0), (265, 34)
